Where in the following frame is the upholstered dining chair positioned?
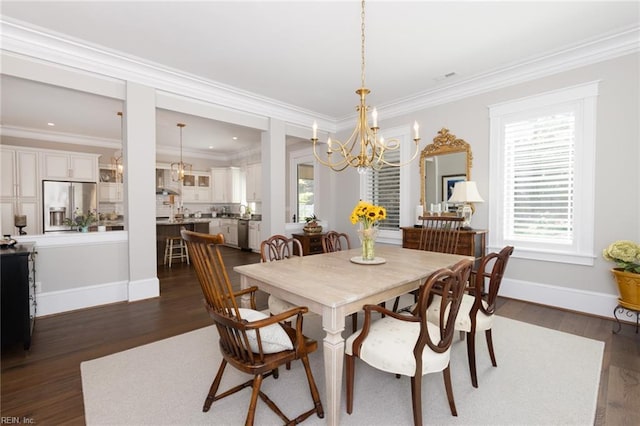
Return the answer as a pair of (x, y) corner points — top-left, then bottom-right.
(180, 230), (324, 425)
(393, 215), (465, 312)
(427, 245), (514, 388)
(345, 259), (473, 426)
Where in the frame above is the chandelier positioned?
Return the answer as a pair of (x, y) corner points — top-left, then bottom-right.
(171, 123), (192, 182)
(311, 0), (420, 174)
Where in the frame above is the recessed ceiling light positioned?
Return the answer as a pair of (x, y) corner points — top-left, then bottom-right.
(232, 136), (238, 140)
(47, 122), (55, 126)
(208, 146), (213, 149)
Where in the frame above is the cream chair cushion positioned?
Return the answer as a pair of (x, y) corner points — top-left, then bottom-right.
(238, 308), (294, 353)
(268, 295), (297, 316)
(345, 316), (450, 377)
(426, 293), (493, 332)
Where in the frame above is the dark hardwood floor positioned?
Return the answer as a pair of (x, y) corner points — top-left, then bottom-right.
(1, 246), (639, 425)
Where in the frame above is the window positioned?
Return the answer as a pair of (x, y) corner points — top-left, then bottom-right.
(297, 163), (314, 221)
(365, 149), (400, 231)
(489, 81), (598, 265)
(361, 126), (413, 243)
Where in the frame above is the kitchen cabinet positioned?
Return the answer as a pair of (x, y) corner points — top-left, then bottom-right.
(245, 163), (262, 202)
(0, 147), (40, 235)
(211, 167), (241, 203)
(41, 150), (98, 181)
(99, 166), (123, 202)
(220, 218), (238, 247)
(155, 167), (181, 194)
(248, 220), (262, 253)
(209, 218), (222, 236)
(182, 171), (211, 203)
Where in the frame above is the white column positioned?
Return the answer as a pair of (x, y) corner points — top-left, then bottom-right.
(262, 118), (286, 237)
(125, 82), (159, 301)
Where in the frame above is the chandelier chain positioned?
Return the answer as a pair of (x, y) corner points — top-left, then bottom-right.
(361, 0), (366, 88)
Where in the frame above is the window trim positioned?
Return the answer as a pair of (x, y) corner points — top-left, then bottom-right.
(359, 125), (412, 245)
(488, 81), (599, 265)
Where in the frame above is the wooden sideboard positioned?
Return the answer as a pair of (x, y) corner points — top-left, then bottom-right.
(401, 227), (487, 260)
(292, 232), (325, 256)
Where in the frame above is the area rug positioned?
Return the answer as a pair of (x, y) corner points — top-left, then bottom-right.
(81, 314), (604, 425)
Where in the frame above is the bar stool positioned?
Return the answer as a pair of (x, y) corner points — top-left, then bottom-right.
(164, 236), (190, 267)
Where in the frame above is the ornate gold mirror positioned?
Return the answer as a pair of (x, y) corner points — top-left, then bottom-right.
(419, 128), (472, 212)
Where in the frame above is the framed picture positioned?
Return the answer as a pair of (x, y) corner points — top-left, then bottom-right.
(442, 174), (466, 202)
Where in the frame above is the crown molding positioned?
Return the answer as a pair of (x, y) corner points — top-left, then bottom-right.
(338, 25), (640, 130)
(0, 17), (335, 133)
(0, 125), (121, 149)
(2, 17), (636, 136)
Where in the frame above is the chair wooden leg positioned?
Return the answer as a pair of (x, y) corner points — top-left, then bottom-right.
(410, 375), (423, 426)
(300, 354), (324, 418)
(203, 360), (227, 412)
(442, 364), (458, 416)
(392, 296), (400, 312)
(466, 331), (478, 388)
(346, 354), (355, 414)
(245, 374), (264, 426)
(486, 329), (497, 367)
(351, 312), (358, 333)
(284, 320), (292, 370)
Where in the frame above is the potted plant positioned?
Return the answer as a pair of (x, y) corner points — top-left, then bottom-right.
(64, 208), (98, 232)
(303, 214), (322, 234)
(603, 240), (640, 310)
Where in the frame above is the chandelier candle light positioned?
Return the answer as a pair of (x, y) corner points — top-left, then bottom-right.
(350, 200), (386, 262)
(311, 0), (420, 174)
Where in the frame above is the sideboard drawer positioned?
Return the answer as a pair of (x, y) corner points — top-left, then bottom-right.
(292, 233), (326, 256)
(401, 227), (487, 259)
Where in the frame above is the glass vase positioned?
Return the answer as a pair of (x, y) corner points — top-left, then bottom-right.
(357, 223), (378, 261)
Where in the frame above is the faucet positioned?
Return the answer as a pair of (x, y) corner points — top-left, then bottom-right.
(240, 204), (248, 217)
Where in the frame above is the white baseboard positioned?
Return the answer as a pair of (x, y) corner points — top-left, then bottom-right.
(37, 281), (129, 317)
(129, 277), (160, 301)
(36, 275), (620, 320)
(36, 278), (160, 317)
(500, 277), (619, 319)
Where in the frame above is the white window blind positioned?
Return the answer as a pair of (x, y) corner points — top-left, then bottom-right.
(503, 112), (575, 243)
(365, 149), (400, 230)
(489, 81), (598, 265)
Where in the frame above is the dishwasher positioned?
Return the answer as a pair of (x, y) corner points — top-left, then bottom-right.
(237, 219), (250, 250)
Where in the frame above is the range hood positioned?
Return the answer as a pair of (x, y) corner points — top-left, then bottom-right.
(156, 187), (180, 195)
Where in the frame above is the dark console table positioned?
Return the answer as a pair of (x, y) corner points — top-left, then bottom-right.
(1, 242), (36, 350)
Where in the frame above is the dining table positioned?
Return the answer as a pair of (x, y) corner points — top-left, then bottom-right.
(234, 244), (473, 425)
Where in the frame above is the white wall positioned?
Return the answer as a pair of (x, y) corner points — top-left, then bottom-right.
(326, 53), (640, 317)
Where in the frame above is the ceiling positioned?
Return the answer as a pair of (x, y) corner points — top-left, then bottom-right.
(1, 1), (638, 156)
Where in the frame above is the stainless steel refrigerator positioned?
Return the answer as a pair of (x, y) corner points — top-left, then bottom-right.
(42, 180), (97, 232)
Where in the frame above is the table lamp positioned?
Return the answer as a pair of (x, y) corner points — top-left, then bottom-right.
(448, 181), (484, 229)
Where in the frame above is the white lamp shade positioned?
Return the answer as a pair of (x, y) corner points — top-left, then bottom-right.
(448, 181), (484, 203)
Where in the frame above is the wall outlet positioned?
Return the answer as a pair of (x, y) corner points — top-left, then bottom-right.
(35, 281), (42, 294)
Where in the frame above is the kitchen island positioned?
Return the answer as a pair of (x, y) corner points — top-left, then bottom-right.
(156, 219), (210, 264)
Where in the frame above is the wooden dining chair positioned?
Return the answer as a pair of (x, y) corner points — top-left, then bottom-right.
(345, 259), (473, 426)
(180, 230), (324, 425)
(427, 245), (514, 388)
(321, 231), (351, 253)
(260, 234), (304, 323)
(418, 215), (464, 253)
(393, 215), (464, 312)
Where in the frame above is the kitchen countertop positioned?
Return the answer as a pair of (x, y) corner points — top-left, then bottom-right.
(156, 218), (213, 225)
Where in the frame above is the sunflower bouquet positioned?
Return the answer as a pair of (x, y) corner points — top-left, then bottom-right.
(350, 200), (386, 229)
(350, 201), (386, 261)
